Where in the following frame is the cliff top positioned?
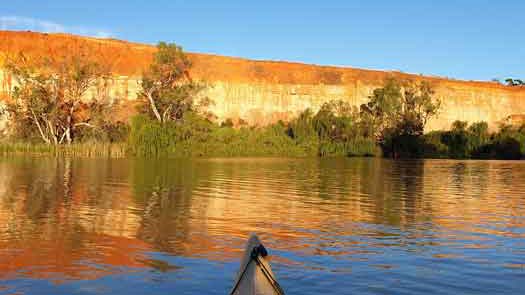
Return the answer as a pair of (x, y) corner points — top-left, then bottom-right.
(0, 30), (523, 92)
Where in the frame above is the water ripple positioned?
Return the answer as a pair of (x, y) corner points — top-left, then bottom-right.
(0, 157), (524, 294)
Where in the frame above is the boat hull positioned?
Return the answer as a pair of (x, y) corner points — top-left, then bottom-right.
(230, 234), (284, 295)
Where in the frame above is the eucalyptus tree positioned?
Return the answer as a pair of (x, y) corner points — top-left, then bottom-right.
(360, 77), (441, 157)
(4, 47), (111, 144)
(140, 42), (207, 123)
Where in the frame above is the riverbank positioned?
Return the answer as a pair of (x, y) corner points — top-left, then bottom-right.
(1, 127), (524, 160)
(0, 141), (379, 159)
(3, 42), (522, 160)
(2, 115), (525, 160)
(0, 142), (127, 158)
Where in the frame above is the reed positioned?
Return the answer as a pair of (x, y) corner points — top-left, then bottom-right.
(128, 115), (379, 158)
(0, 142), (127, 158)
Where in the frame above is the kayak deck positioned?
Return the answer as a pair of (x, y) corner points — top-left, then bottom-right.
(230, 234), (285, 295)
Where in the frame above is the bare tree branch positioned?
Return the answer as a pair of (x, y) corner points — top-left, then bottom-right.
(30, 108), (50, 144)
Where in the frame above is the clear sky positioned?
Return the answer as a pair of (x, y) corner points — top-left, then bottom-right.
(1, 0), (524, 81)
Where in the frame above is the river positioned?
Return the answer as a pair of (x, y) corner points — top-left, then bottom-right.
(0, 156), (524, 294)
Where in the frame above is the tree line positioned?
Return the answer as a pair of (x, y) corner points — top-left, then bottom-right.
(492, 78), (524, 87)
(1, 41), (524, 159)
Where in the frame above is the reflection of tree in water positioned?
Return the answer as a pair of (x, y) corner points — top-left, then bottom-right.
(0, 157), (153, 279)
(0, 157), (131, 246)
(495, 162), (514, 188)
(2, 158), (113, 247)
(289, 158), (374, 201)
(20, 157), (118, 229)
(269, 158), (428, 228)
(1, 157), (74, 225)
(446, 161), (491, 200)
(316, 158), (358, 200)
(131, 158), (209, 254)
(261, 158), (428, 228)
(451, 162), (467, 192)
(393, 160), (426, 225)
(0, 157), (85, 268)
(362, 159), (426, 227)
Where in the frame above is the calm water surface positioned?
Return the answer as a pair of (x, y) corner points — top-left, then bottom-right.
(0, 156), (524, 294)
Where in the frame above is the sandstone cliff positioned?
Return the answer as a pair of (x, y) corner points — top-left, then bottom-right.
(1, 30), (524, 131)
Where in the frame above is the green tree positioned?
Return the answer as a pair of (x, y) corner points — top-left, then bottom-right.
(361, 77), (440, 157)
(5, 48), (111, 144)
(312, 100), (360, 141)
(139, 42), (207, 123)
(442, 120), (469, 158)
(467, 121), (490, 150)
(504, 78), (524, 86)
(287, 108), (317, 143)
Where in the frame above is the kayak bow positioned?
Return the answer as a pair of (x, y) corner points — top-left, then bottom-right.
(229, 234), (285, 295)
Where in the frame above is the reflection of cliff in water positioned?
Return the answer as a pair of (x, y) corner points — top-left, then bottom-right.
(0, 157), (151, 280)
(0, 157), (524, 281)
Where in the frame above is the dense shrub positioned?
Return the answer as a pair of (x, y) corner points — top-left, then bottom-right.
(421, 121), (525, 159)
(440, 121), (470, 158)
(128, 101), (378, 158)
(75, 121), (130, 143)
(422, 131), (449, 158)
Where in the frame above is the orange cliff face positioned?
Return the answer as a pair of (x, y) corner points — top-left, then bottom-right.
(1, 30), (524, 130)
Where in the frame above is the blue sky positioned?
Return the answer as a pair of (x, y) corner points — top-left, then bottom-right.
(1, 0), (524, 81)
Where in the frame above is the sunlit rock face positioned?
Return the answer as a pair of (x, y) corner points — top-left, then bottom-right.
(1, 30), (524, 131)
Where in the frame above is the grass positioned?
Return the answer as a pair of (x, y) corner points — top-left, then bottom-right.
(127, 115), (379, 158)
(0, 142), (127, 158)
